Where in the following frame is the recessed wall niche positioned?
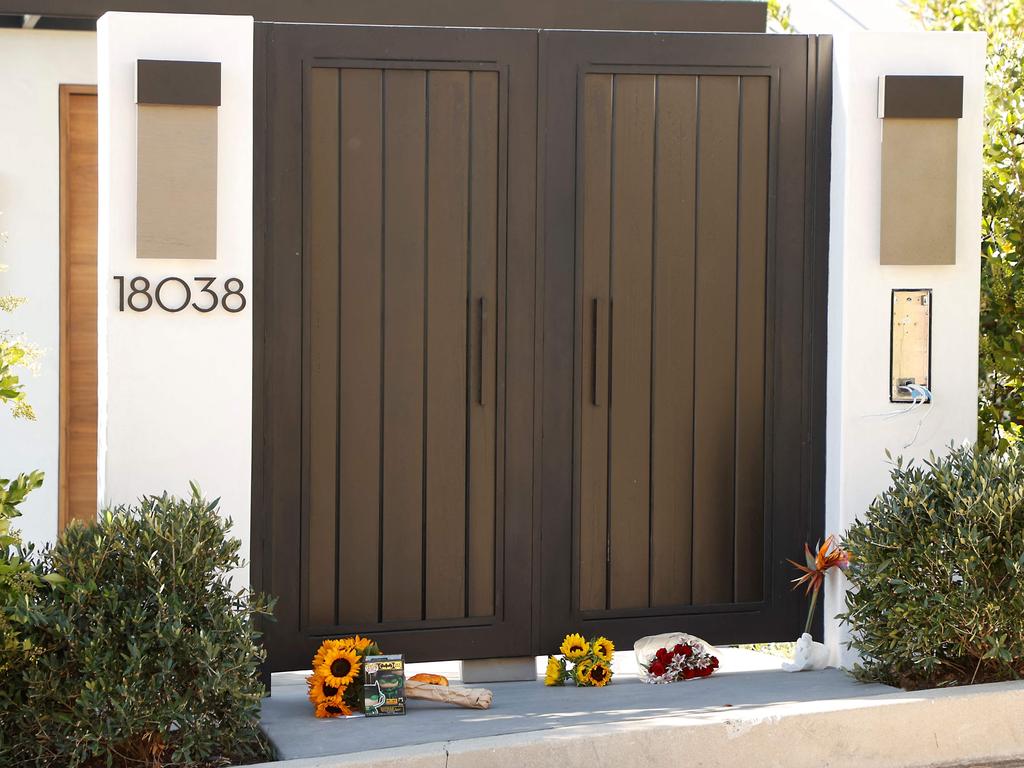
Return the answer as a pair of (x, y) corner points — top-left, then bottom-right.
(136, 59), (221, 260)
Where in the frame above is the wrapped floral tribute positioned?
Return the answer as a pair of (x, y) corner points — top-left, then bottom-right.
(544, 633), (615, 687)
(640, 641), (719, 684)
(307, 635), (382, 718)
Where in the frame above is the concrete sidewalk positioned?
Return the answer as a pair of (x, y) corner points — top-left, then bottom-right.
(244, 648), (1021, 767)
(260, 648), (894, 760)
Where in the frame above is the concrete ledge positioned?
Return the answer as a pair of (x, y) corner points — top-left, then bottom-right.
(248, 679), (1024, 768)
(460, 657), (536, 684)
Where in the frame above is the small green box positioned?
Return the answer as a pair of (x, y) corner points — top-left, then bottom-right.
(362, 654), (406, 716)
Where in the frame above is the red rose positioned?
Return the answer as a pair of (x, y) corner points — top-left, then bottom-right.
(683, 668), (697, 680)
(699, 666), (713, 677)
(710, 656), (719, 669)
(673, 643), (685, 655)
(650, 660), (666, 677)
(680, 644), (693, 657)
(655, 647), (670, 662)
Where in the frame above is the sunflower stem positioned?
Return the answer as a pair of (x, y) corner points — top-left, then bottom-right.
(804, 588), (819, 636)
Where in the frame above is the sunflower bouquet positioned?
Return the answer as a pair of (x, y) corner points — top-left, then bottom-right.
(544, 632), (615, 688)
(307, 635), (381, 718)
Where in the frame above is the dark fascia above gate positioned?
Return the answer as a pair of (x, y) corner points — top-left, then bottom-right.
(0, 0), (765, 32)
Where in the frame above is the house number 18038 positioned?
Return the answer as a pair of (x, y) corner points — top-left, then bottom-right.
(112, 276), (246, 313)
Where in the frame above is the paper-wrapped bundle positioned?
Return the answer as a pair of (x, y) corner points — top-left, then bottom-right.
(405, 680), (493, 710)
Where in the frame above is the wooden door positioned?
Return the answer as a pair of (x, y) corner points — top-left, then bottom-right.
(256, 25), (538, 671)
(539, 31), (829, 649)
(59, 85), (98, 530)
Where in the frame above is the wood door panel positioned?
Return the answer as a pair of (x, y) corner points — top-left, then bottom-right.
(336, 67), (385, 626)
(259, 24), (536, 670)
(578, 74), (613, 612)
(307, 67), (340, 626)
(650, 74), (698, 608)
(607, 74), (656, 611)
(540, 29), (828, 651)
(59, 86), (98, 531)
(734, 76), (771, 603)
(467, 70), (500, 619)
(381, 68), (428, 624)
(691, 74), (741, 606)
(423, 69), (471, 621)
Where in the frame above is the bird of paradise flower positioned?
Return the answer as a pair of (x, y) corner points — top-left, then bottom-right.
(787, 535), (850, 636)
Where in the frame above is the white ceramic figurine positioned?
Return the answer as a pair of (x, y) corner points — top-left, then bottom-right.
(781, 632), (829, 672)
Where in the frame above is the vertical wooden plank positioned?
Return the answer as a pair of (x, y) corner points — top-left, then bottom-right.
(650, 75), (697, 608)
(307, 68), (339, 626)
(381, 69), (427, 622)
(578, 74), (613, 612)
(468, 71), (498, 617)
(692, 75), (740, 605)
(734, 77), (769, 602)
(608, 74), (656, 610)
(61, 90), (99, 529)
(338, 68), (383, 624)
(425, 70), (470, 620)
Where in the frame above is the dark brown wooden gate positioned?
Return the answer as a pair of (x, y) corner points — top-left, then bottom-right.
(254, 24), (829, 671)
(255, 24), (538, 672)
(537, 31), (830, 652)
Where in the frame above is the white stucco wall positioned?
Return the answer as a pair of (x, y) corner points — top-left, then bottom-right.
(0, 29), (96, 547)
(97, 13), (254, 582)
(824, 31), (985, 666)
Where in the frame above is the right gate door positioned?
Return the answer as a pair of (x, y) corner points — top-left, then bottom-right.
(538, 31), (829, 649)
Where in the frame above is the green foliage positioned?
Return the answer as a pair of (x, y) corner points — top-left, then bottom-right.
(841, 444), (1024, 689)
(766, 0), (793, 32)
(0, 238), (41, 420)
(907, 1), (1024, 449)
(0, 484), (275, 767)
(0, 471), (46, 681)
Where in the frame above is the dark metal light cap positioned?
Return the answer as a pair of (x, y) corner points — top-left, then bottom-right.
(878, 75), (963, 119)
(136, 59), (221, 107)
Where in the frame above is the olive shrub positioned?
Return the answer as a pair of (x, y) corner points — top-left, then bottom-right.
(0, 485), (274, 767)
(841, 444), (1024, 689)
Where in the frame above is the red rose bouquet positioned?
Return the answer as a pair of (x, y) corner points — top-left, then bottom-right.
(641, 641), (719, 684)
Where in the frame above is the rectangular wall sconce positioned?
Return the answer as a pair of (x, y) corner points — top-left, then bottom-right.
(136, 59), (221, 260)
(878, 75), (963, 266)
(890, 288), (932, 403)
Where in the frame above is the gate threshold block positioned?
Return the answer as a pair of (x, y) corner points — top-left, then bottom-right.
(461, 656), (537, 684)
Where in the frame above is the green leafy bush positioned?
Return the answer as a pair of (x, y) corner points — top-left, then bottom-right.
(841, 444), (1024, 689)
(906, 0), (1024, 449)
(0, 484), (275, 767)
(0, 471), (46, 680)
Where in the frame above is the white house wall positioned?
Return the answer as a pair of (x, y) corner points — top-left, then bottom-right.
(96, 13), (254, 584)
(0, 29), (96, 548)
(824, 31), (985, 667)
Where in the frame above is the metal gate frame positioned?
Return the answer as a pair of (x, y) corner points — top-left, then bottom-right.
(252, 23), (831, 671)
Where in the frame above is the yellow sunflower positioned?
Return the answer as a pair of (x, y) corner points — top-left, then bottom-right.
(314, 642), (361, 688)
(306, 673), (345, 706)
(572, 657), (595, 686)
(311, 639), (344, 673)
(544, 655), (567, 686)
(348, 634), (374, 653)
(560, 633), (590, 661)
(315, 699), (353, 718)
(592, 636), (615, 663)
(586, 660), (612, 687)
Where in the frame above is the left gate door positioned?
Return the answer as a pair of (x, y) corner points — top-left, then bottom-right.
(256, 24), (538, 671)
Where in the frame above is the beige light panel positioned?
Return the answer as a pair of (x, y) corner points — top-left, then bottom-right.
(880, 117), (957, 265)
(137, 103), (217, 260)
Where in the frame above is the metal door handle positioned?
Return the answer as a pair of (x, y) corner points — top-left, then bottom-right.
(592, 297), (608, 407)
(477, 297), (486, 406)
